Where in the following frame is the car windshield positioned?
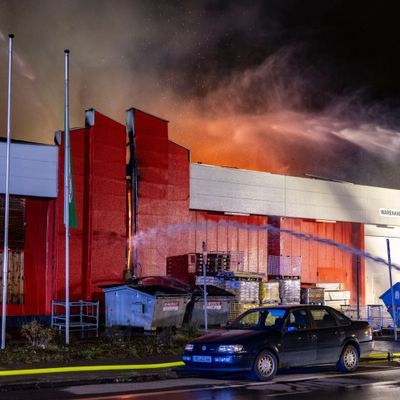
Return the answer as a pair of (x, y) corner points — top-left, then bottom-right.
(229, 309), (287, 330)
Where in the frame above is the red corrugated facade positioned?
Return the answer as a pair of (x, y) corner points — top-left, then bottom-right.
(268, 217), (365, 304)
(188, 212), (268, 274)
(53, 110), (127, 302)
(129, 110), (192, 276)
(5, 110), (126, 318)
(6, 198), (52, 317)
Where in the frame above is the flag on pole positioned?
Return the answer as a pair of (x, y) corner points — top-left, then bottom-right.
(68, 148), (77, 229)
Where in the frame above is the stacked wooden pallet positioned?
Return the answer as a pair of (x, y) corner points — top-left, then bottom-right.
(0, 250), (24, 304)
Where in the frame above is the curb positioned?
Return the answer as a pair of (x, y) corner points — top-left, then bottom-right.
(0, 369), (187, 393)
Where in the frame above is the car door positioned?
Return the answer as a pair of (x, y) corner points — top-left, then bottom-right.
(279, 309), (317, 367)
(309, 307), (343, 364)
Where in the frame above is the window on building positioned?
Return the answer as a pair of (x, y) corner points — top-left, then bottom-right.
(0, 196), (25, 304)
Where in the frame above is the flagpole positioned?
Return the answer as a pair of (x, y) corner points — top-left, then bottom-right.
(64, 49), (70, 345)
(1, 34), (14, 350)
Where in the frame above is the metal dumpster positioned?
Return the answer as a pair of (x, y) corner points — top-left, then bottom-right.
(189, 285), (235, 327)
(379, 282), (400, 326)
(103, 284), (190, 330)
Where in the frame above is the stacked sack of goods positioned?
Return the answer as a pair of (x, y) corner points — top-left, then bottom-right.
(277, 279), (301, 304)
(267, 255), (301, 304)
(267, 255), (301, 277)
(300, 286), (325, 304)
(259, 282), (280, 304)
(224, 272), (263, 321)
(225, 279), (260, 303)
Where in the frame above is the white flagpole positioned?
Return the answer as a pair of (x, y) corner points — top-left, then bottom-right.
(1, 34), (14, 351)
(64, 49), (70, 345)
(386, 239), (398, 341)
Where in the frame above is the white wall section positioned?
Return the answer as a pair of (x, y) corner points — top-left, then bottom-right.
(0, 142), (58, 198)
(364, 225), (400, 305)
(190, 163), (400, 226)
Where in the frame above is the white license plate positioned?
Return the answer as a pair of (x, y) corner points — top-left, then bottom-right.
(193, 355), (212, 363)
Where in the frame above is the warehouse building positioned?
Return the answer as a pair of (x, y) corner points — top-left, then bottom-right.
(1, 107), (400, 323)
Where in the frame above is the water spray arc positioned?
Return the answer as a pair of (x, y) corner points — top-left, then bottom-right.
(133, 221), (400, 272)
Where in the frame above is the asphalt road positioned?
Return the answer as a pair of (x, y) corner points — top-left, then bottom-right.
(1, 364), (399, 400)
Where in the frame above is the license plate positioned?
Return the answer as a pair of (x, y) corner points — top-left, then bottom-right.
(193, 355), (212, 363)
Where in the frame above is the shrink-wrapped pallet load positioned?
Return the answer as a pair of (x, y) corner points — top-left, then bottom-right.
(301, 287), (325, 304)
(259, 282), (280, 304)
(228, 302), (259, 322)
(225, 280), (259, 303)
(268, 255), (301, 277)
(277, 279), (301, 304)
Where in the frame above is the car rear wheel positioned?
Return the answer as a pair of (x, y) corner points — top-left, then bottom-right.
(252, 350), (278, 381)
(337, 344), (359, 373)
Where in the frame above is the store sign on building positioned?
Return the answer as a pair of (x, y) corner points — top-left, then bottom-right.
(379, 208), (400, 217)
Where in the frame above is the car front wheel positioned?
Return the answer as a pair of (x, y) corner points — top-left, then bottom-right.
(252, 350), (278, 381)
(337, 344), (359, 373)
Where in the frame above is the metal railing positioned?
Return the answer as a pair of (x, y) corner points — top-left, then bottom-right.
(340, 304), (400, 333)
(51, 300), (99, 335)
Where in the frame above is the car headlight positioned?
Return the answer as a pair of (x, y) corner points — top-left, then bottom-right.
(185, 344), (194, 351)
(217, 344), (244, 353)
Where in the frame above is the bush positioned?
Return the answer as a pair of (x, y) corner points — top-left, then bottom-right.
(180, 323), (200, 339)
(20, 320), (55, 349)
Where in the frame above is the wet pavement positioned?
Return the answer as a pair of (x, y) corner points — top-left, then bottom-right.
(371, 336), (400, 353)
(1, 363), (399, 399)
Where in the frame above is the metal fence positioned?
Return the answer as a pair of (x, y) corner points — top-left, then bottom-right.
(51, 300), (99, 335)
(340, 304), (400, 333)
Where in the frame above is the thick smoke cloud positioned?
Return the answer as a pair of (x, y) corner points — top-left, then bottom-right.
(0, 0), (400, 188)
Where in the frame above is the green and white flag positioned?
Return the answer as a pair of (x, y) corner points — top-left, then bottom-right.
(68, 148), (77, 229)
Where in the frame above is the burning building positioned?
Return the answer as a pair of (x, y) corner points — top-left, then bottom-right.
(1, 107), (400, 325)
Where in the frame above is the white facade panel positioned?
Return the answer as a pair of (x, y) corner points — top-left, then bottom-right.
(190, 163), (400, 226)
(0, 142), (58, 198)
(190, 164), (285, 215)
(284, 176), (366, 222)
(364, 231), (400, 306)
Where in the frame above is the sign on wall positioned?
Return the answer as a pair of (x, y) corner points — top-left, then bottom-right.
(380, 208), (400, 218)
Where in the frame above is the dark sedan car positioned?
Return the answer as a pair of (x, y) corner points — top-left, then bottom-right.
(182, 305), (373, 381)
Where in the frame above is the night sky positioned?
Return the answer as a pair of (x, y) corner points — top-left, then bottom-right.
(1, 0), (400, 188)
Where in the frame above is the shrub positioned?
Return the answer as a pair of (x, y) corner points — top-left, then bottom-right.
(20, 320), (55, 349)
(180, 323), (200, 339)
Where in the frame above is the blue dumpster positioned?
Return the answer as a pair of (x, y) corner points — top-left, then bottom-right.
(379, 282), (400, 326)
(103, 284), (190, 330)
